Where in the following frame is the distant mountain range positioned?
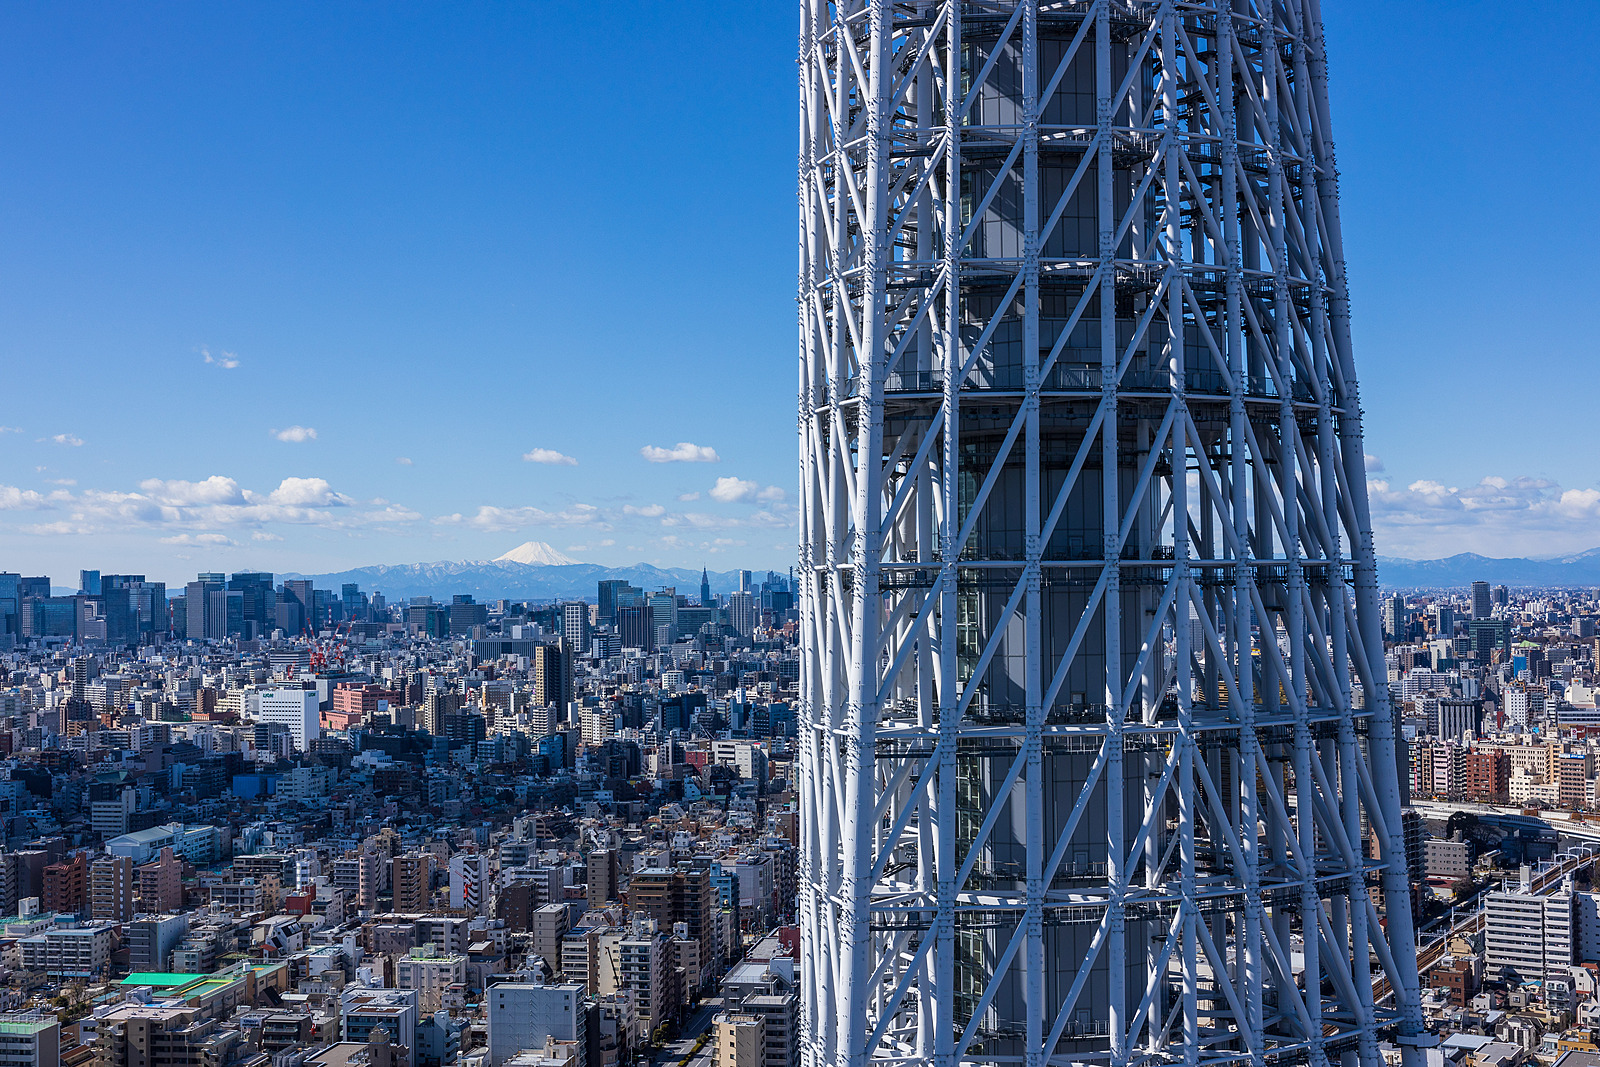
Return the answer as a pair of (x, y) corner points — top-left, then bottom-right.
(283, 542), (775, 601)
(1376, 548), (1600, 589)
(281, 542), (1600, 600)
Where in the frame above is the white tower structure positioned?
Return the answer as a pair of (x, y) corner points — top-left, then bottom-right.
(797, 6), (1423, 1067)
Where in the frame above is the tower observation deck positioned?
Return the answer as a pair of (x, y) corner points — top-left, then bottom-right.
(796, 5), (1423, 1067)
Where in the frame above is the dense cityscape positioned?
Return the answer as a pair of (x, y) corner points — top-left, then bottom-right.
(0, 2), (1585, 1067)
(0, 565), (801, 1067)
(5, 568), (1600, 1067)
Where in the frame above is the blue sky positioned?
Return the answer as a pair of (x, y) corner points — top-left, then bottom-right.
(0, 2), (1594, 584)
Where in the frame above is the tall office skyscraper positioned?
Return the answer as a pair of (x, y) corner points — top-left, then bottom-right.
(185, 575), (224, 643)
(230, 572), (275, 638)
(560, 600), (591, 653)
(797, 6), (1421, 1067)
(1471, 580), (1492, 620)
(597, 580), (632, 628)
(284, 579), (315, 635)
(700, 568), (712, 609)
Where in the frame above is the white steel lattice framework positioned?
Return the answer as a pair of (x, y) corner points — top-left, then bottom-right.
(796, 4), (1425, 1067)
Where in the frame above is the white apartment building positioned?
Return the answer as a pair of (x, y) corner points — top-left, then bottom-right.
(258, 688), (320, 752)
(17, 924), (116, 977)
(1485, 878), (1573, 984)
(397, 945), (466, 1013)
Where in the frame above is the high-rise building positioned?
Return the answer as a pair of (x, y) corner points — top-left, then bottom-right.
(184, 576), (223, 643)
(1486, 876), (1574, 984)
(597, 580), (633, 628)
(89, 855), (134, 923)
(259, 688), (320, 752)
(627, 866), (717, 989)
(487, 983), (587, 1067)
(228, 572), (275, 638)
(796, 7), (1422, 1067)
(396, 945), (467, 1014)
(618, 919), (672, 1028)
(647, 591), (678, 644)
(450, 595), (488, 635)
(532, 643), (571, 712)
(1382, 595), (1407, 642)
(283, 579), (315, 634)
(617, 605), (654, 651)
(127, 914), (189, 972)
(700, 568), (712, 608)
(42, 853), (87, 916)
(585, 849), (618, 910)
(727, 592), (755, 639)
(0, 573), (20, 640)
(560, 601), (591, 652)
(449, 852), (491, 915)
(392, 854), (433, 913)
(1471, 580), (1492, 620)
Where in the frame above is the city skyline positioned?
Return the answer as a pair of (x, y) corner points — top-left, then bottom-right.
(1, 2), (1595, 574)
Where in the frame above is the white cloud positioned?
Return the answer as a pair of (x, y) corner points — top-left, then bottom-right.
(523, 448), (578, 466)
(1364, 453), (1384, 473)
(252, 532), (285, 542)
(757, 485), (787, 503)
(201, 348), (240, 369)
(160, 533), (237, 547)
(24, 520), (94, 535)
(710, 477), (759, 503)
(396, 457), (414, 466)
(0, 426), (21, 434)
(51, 433), (84, 447)
(1, 472), (418, 541)
(623, 503), (666, 517)
(598, 538), (616, 547)
(660, 512), (723, 529)
(434, 503), (607, 532)
(677, 492), (701, 502)
(1367, 472), (1600, 556)
(0, 485), (49, 510)
(257, 477), (349, 507)
(272, 426), (318, 443)
(640, 442), (719, 464)
(139, 476), (246, 507)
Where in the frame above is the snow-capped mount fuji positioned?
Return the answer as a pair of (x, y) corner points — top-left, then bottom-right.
(493, 541), (580, 566)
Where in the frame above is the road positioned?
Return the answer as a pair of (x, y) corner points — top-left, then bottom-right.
(649, 998), (724, 1067)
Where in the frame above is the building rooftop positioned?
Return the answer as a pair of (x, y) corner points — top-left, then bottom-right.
(121, 972), (207, 988)
(0, 1014), (59, 1035)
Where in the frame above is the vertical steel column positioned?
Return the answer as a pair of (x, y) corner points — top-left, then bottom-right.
(1021, 4), (1045, 1067)
(1096, 2), (1127, 1062)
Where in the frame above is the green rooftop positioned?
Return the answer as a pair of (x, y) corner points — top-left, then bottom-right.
(0, 1016), (57, 1035)
(120, 973), (206, 988)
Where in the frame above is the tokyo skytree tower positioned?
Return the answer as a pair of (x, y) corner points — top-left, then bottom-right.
(796, 4), (1424, 1067)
